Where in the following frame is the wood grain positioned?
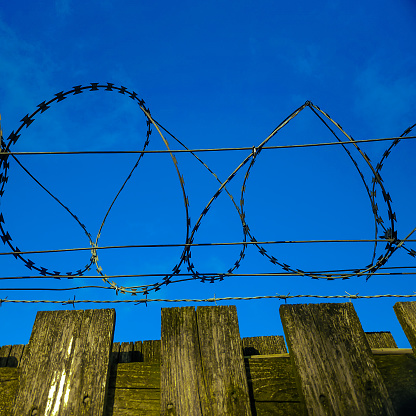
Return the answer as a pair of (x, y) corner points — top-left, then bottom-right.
(365, 332), (398, 349)
(119, 342), (134, 363)
(160, 306), (204, 416)
(142, 340), (160, 363)
(375, 354), (416, 415)
(242, 335), (287, 356)
(105, 362), (160, 416)
(12, 308), (115, 416)
(245, 355), (301, 415)
(196, 305), (251, 415)
(110, 362), (160, 389)
(0, 367), (20, 415)
(0, 345), (11, 367)
(280, 302), (396, 416)
(245, 356), (298, 402)
(394, 301), (416, 352)
(132, 341), (143, 362)
(161, 305), (252, 415)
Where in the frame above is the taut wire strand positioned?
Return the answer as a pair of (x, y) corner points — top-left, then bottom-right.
(1, 83), (415, 299)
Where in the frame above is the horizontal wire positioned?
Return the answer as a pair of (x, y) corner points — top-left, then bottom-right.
(0, 238), (411, 257)
(1, 292), (416, 305)
(1, 269), (416, 281)
(2, 135), (415, 156)
(0, 286), (112, 291)
(1, 264), (415, 280)
(2, 86), (414, 298)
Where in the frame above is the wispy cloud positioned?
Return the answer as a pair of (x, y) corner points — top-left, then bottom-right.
(0, 16), (143, 152)
(353, 64), (416, 137)
(292, 44), (321, 76)
(0, 16), (57, 134)
(55, 0), (71, 17)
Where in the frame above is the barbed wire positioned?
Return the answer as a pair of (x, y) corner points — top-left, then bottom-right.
(1, 83), (415, 299)
(1, 292), (416, 308)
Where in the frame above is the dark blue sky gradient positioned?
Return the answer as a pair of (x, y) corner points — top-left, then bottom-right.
(0, 0), (415, 348)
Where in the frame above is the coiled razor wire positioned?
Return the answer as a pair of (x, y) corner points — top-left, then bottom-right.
(1, 83), (416, 298)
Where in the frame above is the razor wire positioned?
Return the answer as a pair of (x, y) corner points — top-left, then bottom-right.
(0, 83), (415, 299)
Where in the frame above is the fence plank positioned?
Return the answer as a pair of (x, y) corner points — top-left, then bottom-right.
(374, 354), (416, 415)
(110, 342), (121, 366)
(9, 344), (26, 367)
(365, 332), (398, 348)
(245, 356), (301, 415)
(242, 335), (287, 356)
(106, 362), (160, 416)
(142, 340), (161, 363)
(280, 302), (396, 416)
(132, 340), (143, 362)
(394, 301), (416, 352)
(161, 306), (251, 415)
(13, 308), (115, 416)
(0, 367), (20, 415)
(0, 345), (11, 367)
(0, 344), (26, 368)
(160, 306), (204, 416)
(119, 342), (134, 363)
(196, 305), (252, 416)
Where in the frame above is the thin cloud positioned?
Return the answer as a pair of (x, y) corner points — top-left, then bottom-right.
(353, 65), (416, 137)
(55, 0), (71, 17)
(0, 17), (56, 133)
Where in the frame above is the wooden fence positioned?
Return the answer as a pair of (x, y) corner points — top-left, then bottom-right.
(1, 301), (416, 415)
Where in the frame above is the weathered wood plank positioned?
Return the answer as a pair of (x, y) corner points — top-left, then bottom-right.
(280, 302), (396, 416)
(105, 362), (160, 416)
(245, 355), (301, 415)
(253, 401), (303, 416)
(0, 345), (12, 367)
(142, 340), (160, 363)
(9, 344), (25, 367)
(374, 354), (416, 415)
(245, 356), (299, 402)
(394, 301), (416, 352)
(109, 362), (160, 389)
(112, 342), (121, 358)
(106, 387), (160, 416)
(13, 308), (115, 416)
(372, 348), (412, 355)
(104, 352), (416, 416)
(242, 335), (287, 356)
(196, 305), (252, 415)
(132, 340), (143, 362)
(161, 306), (251, 415)
(104, 342), (119, 416)
(119, 342), (134, 363)
(109, 342), (121, 381)
(161, 306), (204, 416)
(366, 332), (398, 348)
(0, 344), (26, 368)
(0, 367), (20, 416)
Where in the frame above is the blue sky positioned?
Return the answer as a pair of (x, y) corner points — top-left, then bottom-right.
(1, 0), (416, 348)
